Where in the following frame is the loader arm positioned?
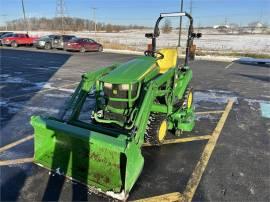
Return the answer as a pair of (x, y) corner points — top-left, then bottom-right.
(60, 65), (117, 121)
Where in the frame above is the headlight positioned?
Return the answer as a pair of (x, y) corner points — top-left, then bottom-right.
(39, 41), (45, 45)
(119, 84), (129, 90)
(104, 82), (112, 89)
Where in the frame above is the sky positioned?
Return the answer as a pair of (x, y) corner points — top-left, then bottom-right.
(0, 0), (269, 27)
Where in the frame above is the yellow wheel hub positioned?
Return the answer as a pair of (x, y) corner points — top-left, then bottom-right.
(158, 120), (167, 142)
(187, 91), (193, 109)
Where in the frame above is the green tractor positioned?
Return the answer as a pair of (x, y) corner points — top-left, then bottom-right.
(31, 12), (201, 200)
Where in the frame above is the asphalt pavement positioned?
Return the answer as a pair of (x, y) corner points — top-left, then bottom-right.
(0, 46), (269, 201)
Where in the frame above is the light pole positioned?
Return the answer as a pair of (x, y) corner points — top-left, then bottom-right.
(21, 0), (28, 33)
(178, 0), (184, 47)
(190, 0), (193, 15)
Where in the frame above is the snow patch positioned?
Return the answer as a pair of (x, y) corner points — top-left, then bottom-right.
(244, 98), (270, 105)
(2, 77), (29, 84)
(44, 93), (70, 98)
(6, 102), (59, 114)
(0, 100), (8, 106)
(48, 66), (60, 69)
(105, 190), (128, 201)
(22, 82), (47, 91)
(0, 74), (10, 78)
(194, 90), (238, 105)
(55, 167), (63, 175)
(249, 187), (255, 195)
(195, 114), (219, 121)
(8, 106), (20, 114)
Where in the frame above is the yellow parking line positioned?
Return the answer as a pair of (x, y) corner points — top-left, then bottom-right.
(0, 135), (34, 153)
(133, 192), (183, 202)
(0, 157), (33, 166)
(143, 135), (211, 147)
(182, 100), (234, 202)
(195, 110), (224, 115)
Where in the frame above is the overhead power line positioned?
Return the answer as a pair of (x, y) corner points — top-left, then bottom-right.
(178, 0), (184, 47)
(55, 0), (68, 33)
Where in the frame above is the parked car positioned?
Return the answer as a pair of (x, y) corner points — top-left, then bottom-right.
(64, 38), (103, 52)
(34, 35), (58, 49)
(2, 33), (37, 47)
(0, 32), (13, 46)
(52, 35), (75, 49)
(0, 32), (13, 37)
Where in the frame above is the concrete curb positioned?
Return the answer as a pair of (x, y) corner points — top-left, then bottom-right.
(103, 48), (239, 62)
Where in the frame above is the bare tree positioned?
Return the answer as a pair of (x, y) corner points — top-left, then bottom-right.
(0, 17), (148, 31)
(105, 24), (113, 33)
(229, 23), (239, 34)
(162, 19), (172, 34)
(248, 21), (259, 34)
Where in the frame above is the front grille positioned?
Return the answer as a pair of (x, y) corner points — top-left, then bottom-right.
(104, 111), (127, 123)
(103, 84), (138, 109)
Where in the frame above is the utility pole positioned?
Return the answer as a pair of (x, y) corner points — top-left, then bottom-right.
(56, 0), (67, 34)
(178, 0), (184, 47)
(21, 0), (28, 34)
(190, 0), (193, 15)
(92, 7), (97, 36)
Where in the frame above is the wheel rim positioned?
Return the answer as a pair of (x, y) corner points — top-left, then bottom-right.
(187, 91), (193, 109)
(45, 43), (50, 49)
(80, 47), (85, 52)
(158, 120), (167, 142)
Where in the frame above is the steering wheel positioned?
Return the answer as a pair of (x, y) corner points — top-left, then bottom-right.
(144, 50), (164, 60)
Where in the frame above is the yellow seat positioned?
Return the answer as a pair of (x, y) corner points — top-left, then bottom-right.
(156, 48), (178, 73)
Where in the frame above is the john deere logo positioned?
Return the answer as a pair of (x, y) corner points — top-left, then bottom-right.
(113, 89), (118, 95)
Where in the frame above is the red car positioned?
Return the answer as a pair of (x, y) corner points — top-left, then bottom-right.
(2, 33), (36, 48)
(64, 38), (103, 52)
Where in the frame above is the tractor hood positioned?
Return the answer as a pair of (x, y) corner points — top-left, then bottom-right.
(100, 56), (157, 84)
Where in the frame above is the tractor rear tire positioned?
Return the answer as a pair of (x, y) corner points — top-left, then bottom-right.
(145, 113), (168, 145)
(174, 87), (193, 109)
(182, 88), (193, 110)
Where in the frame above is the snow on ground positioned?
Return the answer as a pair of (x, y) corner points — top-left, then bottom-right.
(10, 29), (270, 55)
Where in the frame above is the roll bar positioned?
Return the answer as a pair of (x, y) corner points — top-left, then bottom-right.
(146, 12), (201, 67)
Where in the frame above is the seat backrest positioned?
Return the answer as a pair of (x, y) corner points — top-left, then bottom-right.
(156, 48), (178, 73)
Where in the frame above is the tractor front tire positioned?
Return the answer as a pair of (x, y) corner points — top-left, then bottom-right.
(145, 113), (168, 145)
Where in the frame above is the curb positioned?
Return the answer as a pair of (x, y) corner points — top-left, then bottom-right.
(103, 49), (239, 62)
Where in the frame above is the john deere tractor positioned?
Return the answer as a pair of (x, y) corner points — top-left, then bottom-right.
(31, 12), (201, 200)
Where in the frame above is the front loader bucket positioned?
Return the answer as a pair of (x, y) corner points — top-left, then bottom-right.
(30, 116), (144, 199)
